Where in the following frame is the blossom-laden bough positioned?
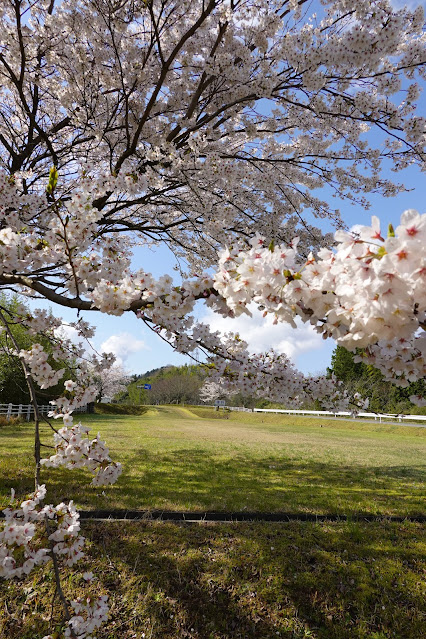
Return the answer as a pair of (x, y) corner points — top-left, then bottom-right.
(0, 0), (425, 636)
(214, 210), (426, 402)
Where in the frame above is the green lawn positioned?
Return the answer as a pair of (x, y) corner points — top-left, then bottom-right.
(1, 407), (425, 639)
(1, 406), (425, 516)
(1, 520), (425, 639)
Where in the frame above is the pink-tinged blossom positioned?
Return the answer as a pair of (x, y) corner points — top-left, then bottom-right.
(65, 596), (109, 639)
(0, 486), (85, 578)
(41, 418), (122, 486)
(214, 211), (426, 387)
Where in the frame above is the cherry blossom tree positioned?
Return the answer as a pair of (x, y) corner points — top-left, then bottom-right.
(90, 363), (130, 402)
(200, 380), (229, 403)
(0, 0), (425, 636)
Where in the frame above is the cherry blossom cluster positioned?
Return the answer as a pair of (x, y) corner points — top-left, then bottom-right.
(50, 353), (117, 416)
(41, 595), (110, 639)
(64, 595), (109, 639)
(46, 500), (85, 568)
(19, 344), (65, 389)
(214, 210), (426, 386)
(132, 282), (367, 410)
(194, 327), (369, 411)
(0, 485), (50, 579)
(354, 335), (426, 405)
(18, 309), (95, 342)
(10, 308), (117, 414)
(18, 341), (97, 413)
(40, 418), (123, 486)
(0, 485), (84, 578)
(1, 483), (111, 638)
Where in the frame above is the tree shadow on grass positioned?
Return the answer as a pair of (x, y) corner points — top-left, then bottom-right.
(84, 519), (425, 639)
(69, 447), (425, 516)
(0, 518), (423, 639)
(3, 447), (424, 516)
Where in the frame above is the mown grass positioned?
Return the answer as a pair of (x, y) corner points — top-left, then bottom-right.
(1, 407), (425, 638)
(1, 406), (425, 515)
(1, 520), (425, 639)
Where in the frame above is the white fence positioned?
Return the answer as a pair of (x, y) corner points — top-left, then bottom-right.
(251, 408), (426, 423)
(3, 402), (422, 424)
(0, 403), (87, 421)
(207, 405), (426, 422)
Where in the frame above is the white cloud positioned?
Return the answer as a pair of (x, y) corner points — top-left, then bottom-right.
(100, 332), (148, 366)
(199, 304), (325, 364)
(55, 323), (82, 344)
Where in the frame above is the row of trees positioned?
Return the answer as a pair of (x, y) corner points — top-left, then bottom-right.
(124, 365), (205, 405)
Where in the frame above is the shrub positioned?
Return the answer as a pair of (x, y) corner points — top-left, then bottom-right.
(0, 415), (23, 427)
(94, 403), (149, 415)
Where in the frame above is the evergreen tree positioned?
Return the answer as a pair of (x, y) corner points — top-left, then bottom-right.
(328, 346), (426, 414)
(0, 295), (71, 405)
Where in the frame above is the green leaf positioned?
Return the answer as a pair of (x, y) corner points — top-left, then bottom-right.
(387, 223), (395, 238)
(46, 166), (58, 195)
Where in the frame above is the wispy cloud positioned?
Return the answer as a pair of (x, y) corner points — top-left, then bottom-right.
(100, 332), (148, 366)
(199, 305), (325, 365)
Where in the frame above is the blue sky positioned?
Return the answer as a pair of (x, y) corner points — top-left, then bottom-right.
(24, 0), (426, 377)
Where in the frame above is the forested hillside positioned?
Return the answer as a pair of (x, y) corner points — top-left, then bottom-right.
(123, 365), (206, 406)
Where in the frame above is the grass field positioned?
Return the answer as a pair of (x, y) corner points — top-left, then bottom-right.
(1, 407), (425, 638)
(1, 406), (425, 515)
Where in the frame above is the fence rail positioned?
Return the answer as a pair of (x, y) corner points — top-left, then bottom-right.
(0, 403), (87, 421)
(198, 405), (426, 422)
(2, 403), (424, 424)
(251, 408), (426, 423)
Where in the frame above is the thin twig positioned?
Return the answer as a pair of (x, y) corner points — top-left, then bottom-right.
(49, 588), (57, 625)
(45, 515), (73, 625)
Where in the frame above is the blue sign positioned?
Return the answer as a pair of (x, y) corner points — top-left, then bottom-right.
(143, 384), (152, 390)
